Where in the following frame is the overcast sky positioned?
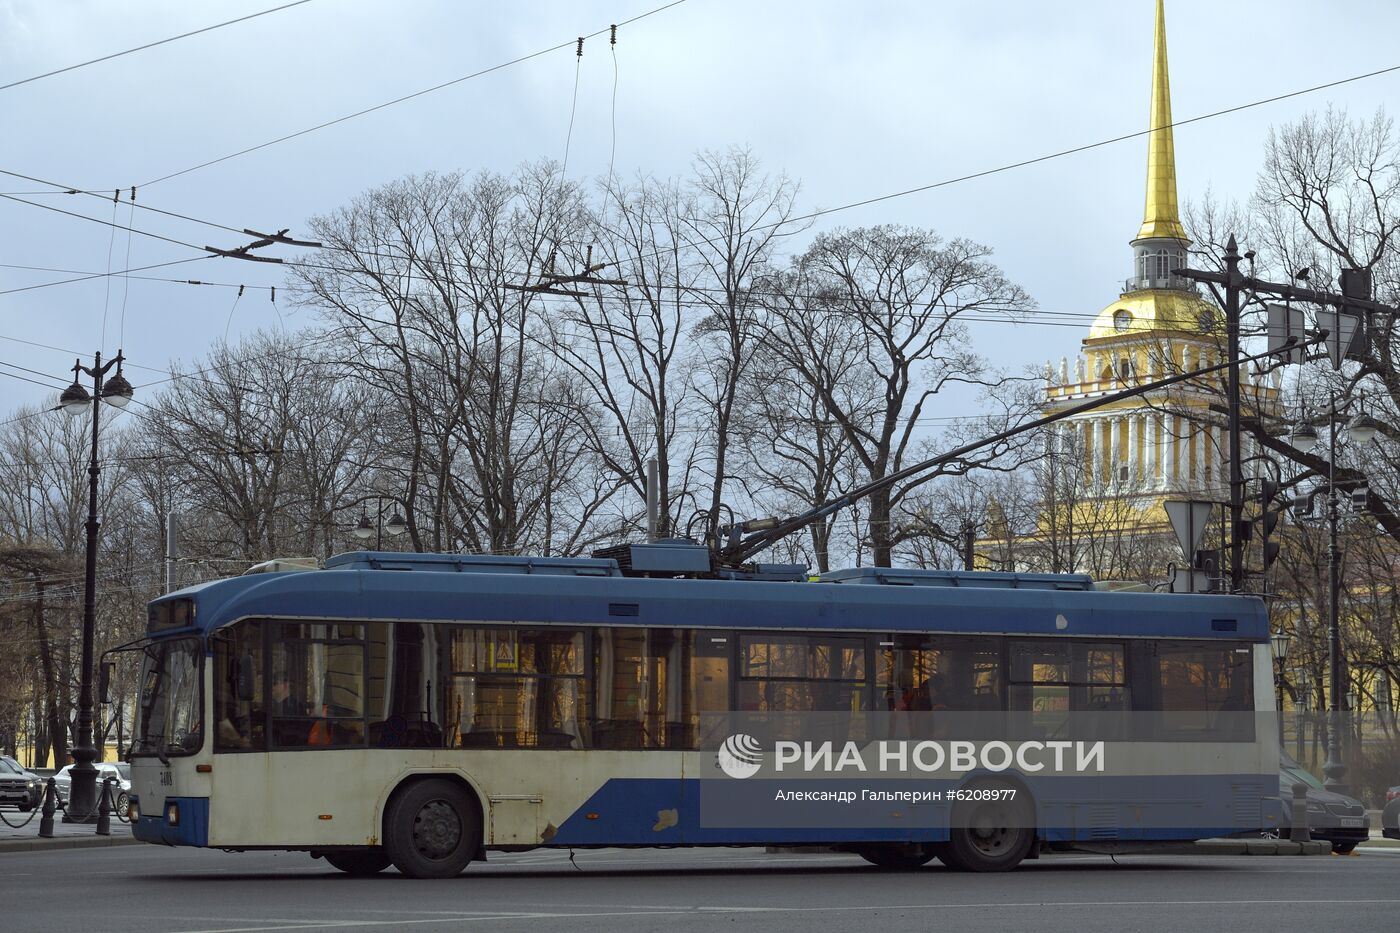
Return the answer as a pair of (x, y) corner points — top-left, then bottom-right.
(2, 0), (1397, 424)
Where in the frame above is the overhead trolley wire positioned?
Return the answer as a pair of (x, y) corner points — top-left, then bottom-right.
(0, 168), (249, 238)
(4, 27), (1395, 303)
(0, 0), (320, 93)
(0, 192), (207, 253)
(138, 0), (691, 188)
(0, 365), (66, 391)
(16, 57), (1400, 295)
(577, 62), (1400, 276)
(0, 256), (212, 298)
(222, 58), (1400, 283)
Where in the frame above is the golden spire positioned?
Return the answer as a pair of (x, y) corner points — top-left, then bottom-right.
(1136, 0), (1187, 242)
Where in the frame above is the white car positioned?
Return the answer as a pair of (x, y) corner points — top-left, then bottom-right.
(53, 762), (131, 815)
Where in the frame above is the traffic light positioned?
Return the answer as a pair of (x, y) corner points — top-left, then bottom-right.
(1350, 484), (1370, 512)
(1340, 267), (1372, 362)
(1260, 503), (1283, 573)
(1194, 548), (1221, 575)
(1256, 479), (1286, 576)
(1341, 267), (1372, 306)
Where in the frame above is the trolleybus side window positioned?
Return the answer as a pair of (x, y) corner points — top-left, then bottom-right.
(592, 628), (736, 750)
(1008, 640), (1128, 737)
(877, 635), (1002, 712)
(366, 622), (445, 749)
(687, 631), (731, 748)
(213, 622), (265, 751)
(1146, 640), (1255, 740)
(736, 632), (866, 713)
(267, 623), (368, 749)
(443, 627), (587, 749)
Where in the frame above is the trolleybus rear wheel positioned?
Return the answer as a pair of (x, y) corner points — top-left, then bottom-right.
(855, 843), (938, 870)
(938, 780), (1034, 872)
(323, 849), (392, 875)
(384, 778), (480, 879)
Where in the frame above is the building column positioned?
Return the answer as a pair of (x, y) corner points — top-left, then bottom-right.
(1127, 414), (1139, 482)
(1094, 418), (1106, 486)
(1164, 414), (1176, 487)
(1149, 413), (1159, 487)
(1194, 423), (1206, 485)
(1083, 420), (1095, 485)
(1210, 424), (1221, 488)
(1152, 413), (1166, 489)
(1109, 416), (1122, 485)
(1140, 412), (1151, 482)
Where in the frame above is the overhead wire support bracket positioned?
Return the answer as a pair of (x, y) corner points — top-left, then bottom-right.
(203, 245), (283, 263)
(242, 228), (323, 248)
(501, 282), (590, 298)
(206, 226), (323, 262)
(506, 246), (626, 296)
(204, 230), (288, 263)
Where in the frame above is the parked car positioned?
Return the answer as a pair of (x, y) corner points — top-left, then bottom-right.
(1276, 753), (1370, 853)
(1383, 785), (1400, 841)
(0, 755), (41, 811)
(53, 762), (131, 815)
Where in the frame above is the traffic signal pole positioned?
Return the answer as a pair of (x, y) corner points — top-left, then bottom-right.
(1175, 241), (1395, 593)
(1224, 237), (1246, 593)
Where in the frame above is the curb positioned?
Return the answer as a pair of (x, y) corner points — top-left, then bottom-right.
(0, 834), (143, 854)
(1195, 838), (1332, 856)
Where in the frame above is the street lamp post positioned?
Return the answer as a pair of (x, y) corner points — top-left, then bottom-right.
(1293, 669), (1310, 763)
(1288, 398), (1376, 794)
(58, 350), (133, 822)
(1271, 629), (1291, 744)
(353, 496), (407, 550)
(1270, 630), (1291, 693)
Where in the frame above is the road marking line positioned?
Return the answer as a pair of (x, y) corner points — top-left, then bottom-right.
(168, 898), (1400, 932)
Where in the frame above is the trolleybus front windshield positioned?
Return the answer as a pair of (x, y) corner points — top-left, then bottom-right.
(133, 637), (203, 758)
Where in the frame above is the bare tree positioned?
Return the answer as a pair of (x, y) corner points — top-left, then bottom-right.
(735, 336), (867, 572)
(293, 167), (618, 555)
(138, 332), (377, 564)
(680, 148), (803, 540)
(555, 171), (701, 540)
(760, 225), (1035, 566)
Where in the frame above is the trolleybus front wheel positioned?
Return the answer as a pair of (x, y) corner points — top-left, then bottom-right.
(937, 780), (1034, 872)
(322, 848), (392, 875)
(383, 778), (481, 879)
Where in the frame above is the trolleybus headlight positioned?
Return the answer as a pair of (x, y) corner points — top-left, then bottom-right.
(166, 802), (179, 826)
(128, 798), (139, 821)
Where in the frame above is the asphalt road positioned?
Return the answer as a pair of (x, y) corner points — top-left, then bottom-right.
(1, 845), (1396, 933)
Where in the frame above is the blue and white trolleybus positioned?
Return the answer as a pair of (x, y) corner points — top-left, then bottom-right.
(120, 544), (1278, 877)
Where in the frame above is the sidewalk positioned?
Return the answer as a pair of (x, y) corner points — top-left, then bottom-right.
(1359, 833), (1400, 850)
(0, 808), (142, 853)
